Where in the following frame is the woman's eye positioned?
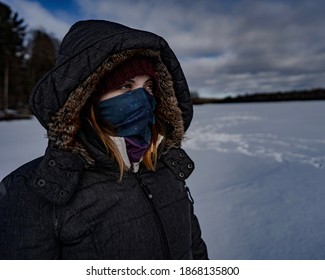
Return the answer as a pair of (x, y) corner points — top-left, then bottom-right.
(119, 83), (132, 90)
(145, 85), (152, 91)
(144, 83), (154, 93)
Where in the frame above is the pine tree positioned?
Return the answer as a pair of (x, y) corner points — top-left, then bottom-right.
(26, 29), (57, 93)
(0, 2), (26, 111)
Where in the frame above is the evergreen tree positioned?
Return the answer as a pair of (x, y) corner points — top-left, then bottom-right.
(0, 2), (26, 111)
(26, 29), (57, 93)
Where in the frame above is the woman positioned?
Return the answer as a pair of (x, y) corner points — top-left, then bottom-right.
(0, 20), (208, 259)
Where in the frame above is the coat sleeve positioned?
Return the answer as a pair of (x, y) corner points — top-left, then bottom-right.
(161, 148), (208, 259)
(190, 202), (209, 260)
(0, 181), (5, 200)
(0, 166), (60, 260)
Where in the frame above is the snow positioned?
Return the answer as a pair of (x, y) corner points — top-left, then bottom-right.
(183, 101), (325, 259)
(1, 101), (325, 259)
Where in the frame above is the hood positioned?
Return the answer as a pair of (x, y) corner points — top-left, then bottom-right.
(29, 20), (193, 163)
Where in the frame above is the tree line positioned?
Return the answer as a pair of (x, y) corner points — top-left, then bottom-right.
(191, 88), (325, 105)
(0, 2), (59, 115)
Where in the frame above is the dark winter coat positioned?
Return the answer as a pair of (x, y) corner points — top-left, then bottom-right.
(0, 20), (208, 260)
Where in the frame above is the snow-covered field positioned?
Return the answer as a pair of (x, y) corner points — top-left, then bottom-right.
(1, 101), (325, 259)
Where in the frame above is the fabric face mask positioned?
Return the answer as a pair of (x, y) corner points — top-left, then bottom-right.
(97, 88), (156, 161)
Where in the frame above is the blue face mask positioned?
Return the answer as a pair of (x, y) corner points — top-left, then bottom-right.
(97, 87), (156, 145)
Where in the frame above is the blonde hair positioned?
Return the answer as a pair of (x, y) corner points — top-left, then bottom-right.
(88, 103), (164, 180)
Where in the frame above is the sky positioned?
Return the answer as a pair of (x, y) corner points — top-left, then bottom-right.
(3, 0), (325, 97)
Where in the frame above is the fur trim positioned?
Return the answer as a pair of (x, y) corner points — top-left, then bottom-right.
(48, 49), (184, 166)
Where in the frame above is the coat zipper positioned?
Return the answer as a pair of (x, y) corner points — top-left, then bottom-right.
(131, 172), (172, 259)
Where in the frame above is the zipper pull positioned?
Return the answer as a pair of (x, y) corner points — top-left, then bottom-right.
(134, 173), (154, 199)
(185, 184), (194, 204)
(142, 183), (153, 199)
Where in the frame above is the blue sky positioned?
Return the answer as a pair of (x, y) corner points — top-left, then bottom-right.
(3, 0), (325, 97)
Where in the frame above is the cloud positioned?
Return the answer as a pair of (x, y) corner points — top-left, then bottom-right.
(76, 0), (325, 96)
(6, 0), (72, 39)
(4, 0), (325, 97)
(177, 0), (325, 96)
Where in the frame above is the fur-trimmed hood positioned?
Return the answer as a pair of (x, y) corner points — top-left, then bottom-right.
(29, 20), (193, 164)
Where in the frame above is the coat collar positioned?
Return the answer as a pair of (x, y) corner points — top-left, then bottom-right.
(30, 139), (192, 205)
(31, 143), (85, 205)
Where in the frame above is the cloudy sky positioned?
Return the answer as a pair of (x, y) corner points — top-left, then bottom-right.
(3, 0), (325, 97)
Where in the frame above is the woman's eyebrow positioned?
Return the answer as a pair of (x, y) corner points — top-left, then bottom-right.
(126, 77), (153, 84)
(144, 78), (154, 83)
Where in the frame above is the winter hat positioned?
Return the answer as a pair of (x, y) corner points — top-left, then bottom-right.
(100, 56), (159, 93)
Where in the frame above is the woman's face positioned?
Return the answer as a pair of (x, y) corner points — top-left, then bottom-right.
(100, 75), (154, 101)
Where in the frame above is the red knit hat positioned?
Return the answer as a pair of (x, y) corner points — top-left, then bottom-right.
(104, 56), (158, 92)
